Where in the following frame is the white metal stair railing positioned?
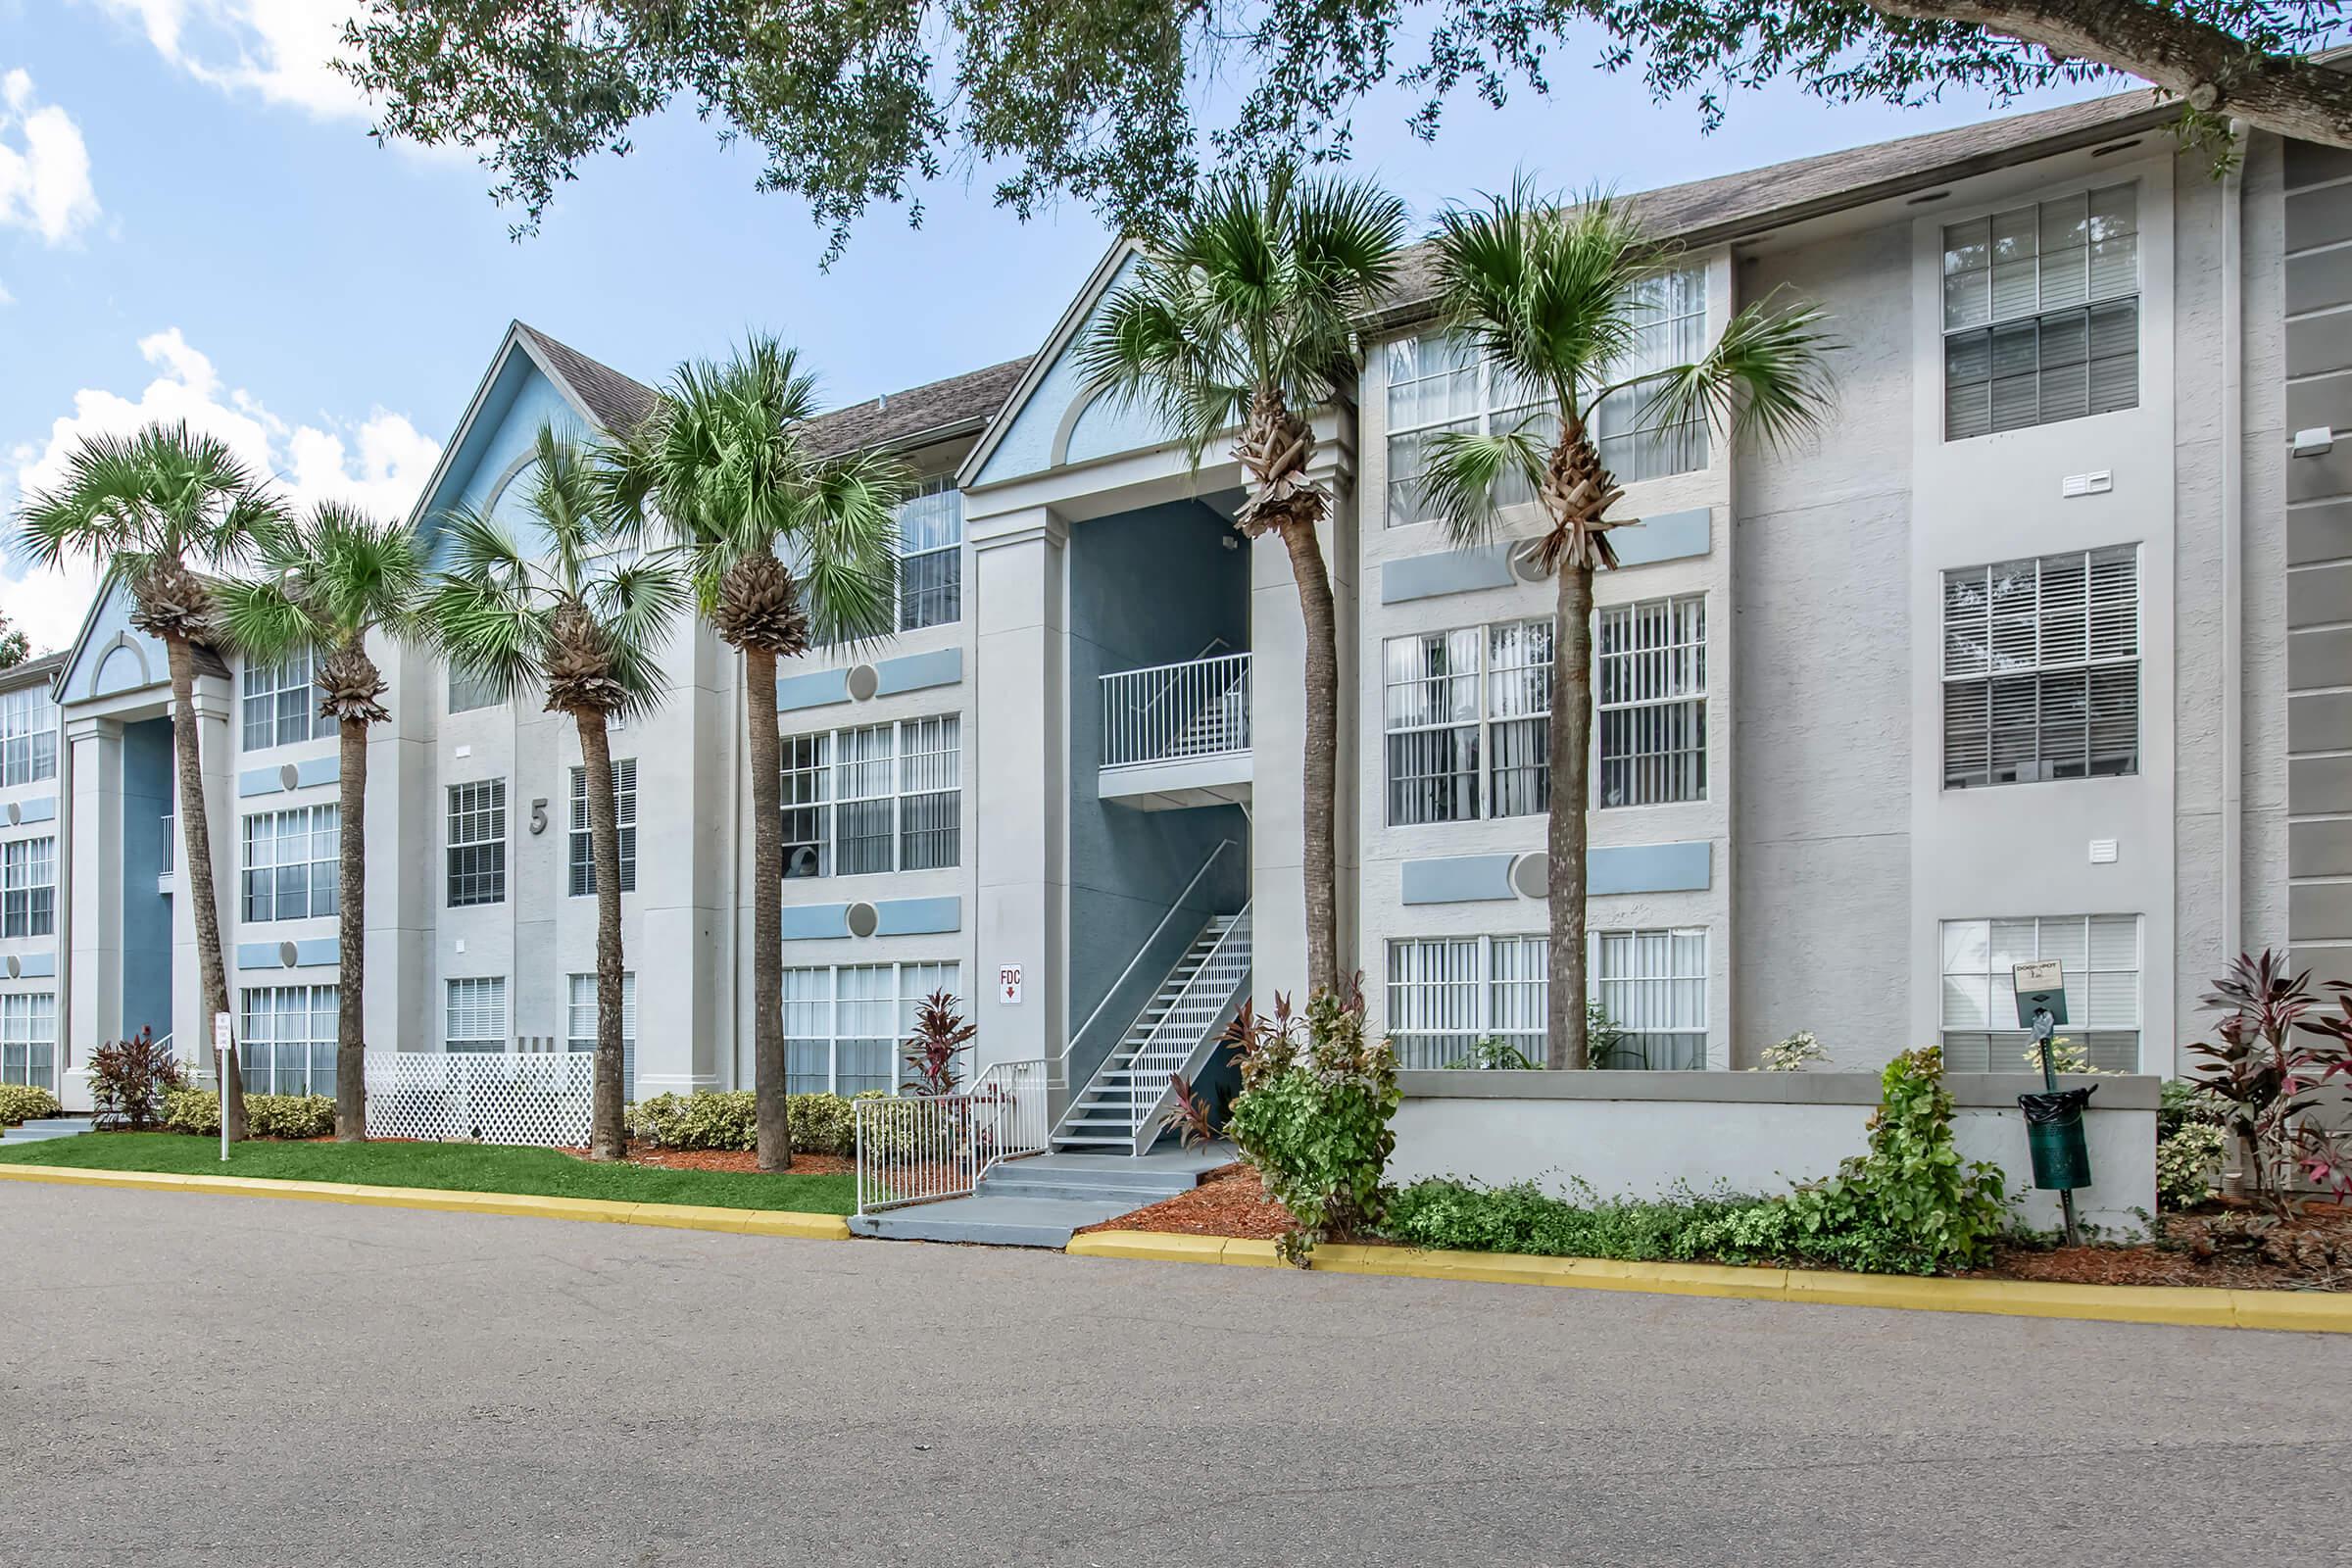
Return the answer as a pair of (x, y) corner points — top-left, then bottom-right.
(854, 1057), (1053, 1215)
(1101, 650), (1251, 768)
(1054, 903), (1250, 1154)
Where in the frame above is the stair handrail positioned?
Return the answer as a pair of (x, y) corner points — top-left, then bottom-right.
(1112, 903), (1251, 1152)
(1063, 837), (1239, 1079)
(1100, 650), (1251, 767)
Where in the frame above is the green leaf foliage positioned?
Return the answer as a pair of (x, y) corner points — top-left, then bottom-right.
(163, 1090), (336, 1141)
(0, 1084), (60, 1125)
(624, 1090), (882, 1156)
(1221, 987), (1401, 1263)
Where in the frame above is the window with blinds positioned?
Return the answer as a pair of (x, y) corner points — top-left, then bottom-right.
(241, 647), (336, 751)
(1592, 929), (1709, 1069)
(240, 984), (338, 1097)
(445, 976), (507, 1054)
(1596, 595), (1707, 808)
(567, 971), (637, 1101)
(1939, 915), (2140, 1072)
(447, 663), (504, 714)
(1942, 183), (2137, 440)
(241, 806), (338, 922)
(1385, 936), (1547, 1068)
(2, 836), (55, 938)
(1942, 546), (2138, 788)
(0, 686), (57, 785)
(779, 715), (961, 877)
(781, 960), (960, 1095)
(567, 759), (638, 897)
(446, 780), (507, 906)
(1383, 620), (1551, 825)
(898, 477), (964, 631)
(1, 992), (55, 1090)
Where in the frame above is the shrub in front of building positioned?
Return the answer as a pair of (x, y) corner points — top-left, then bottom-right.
(0, 1083), (60, 1125)
(162, 1090), (335, 1140)
(624, 1090), (887, 1156)
(1223, 985), (1401, 1265)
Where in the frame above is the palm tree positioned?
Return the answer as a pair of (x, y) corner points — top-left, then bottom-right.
(426, 425), (687, 1159)
(1419, 183), (1836, 1068)
(16, 422), (289, 1141)
(607, 338), (903, 1173)
(1077, 165), (1408, 995)
(215, 504), (426, 1141)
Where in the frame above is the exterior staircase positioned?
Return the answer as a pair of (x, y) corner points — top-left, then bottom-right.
(3, 1115), (95, 1146)
(1054, 905), (1250, 1153)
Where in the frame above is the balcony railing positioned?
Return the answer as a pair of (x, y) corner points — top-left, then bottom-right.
(1101, 651), (1250, 769)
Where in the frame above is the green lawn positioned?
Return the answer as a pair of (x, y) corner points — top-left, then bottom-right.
(0, 1134), (857, 1214)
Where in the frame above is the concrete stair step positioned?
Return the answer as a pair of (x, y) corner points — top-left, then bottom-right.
(849, 1195), (1133, 1248)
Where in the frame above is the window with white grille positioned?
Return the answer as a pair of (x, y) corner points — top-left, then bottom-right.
(567, 971), (637, 1101)
(1942, 547), (2138, 788)
(1596, 595), (1707, 808)
(240, 984), (337, 1097)
(898, 476), (963, 631)
(241, 806), (337, 922)
(447, 663), (503, 714)
(0, 686), (56, 785)
(446, 780), (506, 906)
(567, 759), (638, 897)
(1592, 928), (1709, 1069)
(241, 647), (335, 751)
(1938, 914), (2140, 1072)
(1383, 621), (1551, 825)
(1, 992), (55, 1090)
(1942, 183), (2138, 441)
(1385, 267), (1707, 527)
(445, 976), (508, 1054)
(2, 836), (55, 939)
(1385, 935), (1547, 1068)
(779, 715), (961, 877)
(781, 960), (959, 1095)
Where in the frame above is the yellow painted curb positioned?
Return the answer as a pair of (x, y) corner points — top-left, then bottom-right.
(1066, 1230), (2352, 1333)
(0, 1163), (854, 1241)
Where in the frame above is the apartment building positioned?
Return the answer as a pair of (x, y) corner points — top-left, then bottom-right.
(15, 91), (2332, 1147)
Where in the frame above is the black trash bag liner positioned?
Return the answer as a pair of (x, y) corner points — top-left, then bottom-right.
(2018, 1086), (2096, 1123)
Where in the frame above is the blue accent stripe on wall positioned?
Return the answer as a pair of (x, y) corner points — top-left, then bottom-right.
(1399, 855), (1519, 905)
(236, 767), (283, 798)
(1381, 546), (1515, 605)
(873, 647), (962, 696)
(873, 896), (961, 936)
(13, 796), (57, 824)
(235, 941), (282, 969)
(776, 669), (851, 712)
(1589, 841), (1712, 895)
(1614, 508), (1710, 566)
(293, 937), (340, 968)
(14, 951), (55, 978)
(780, 903), (852, 940)
(294, 755), (340, 789)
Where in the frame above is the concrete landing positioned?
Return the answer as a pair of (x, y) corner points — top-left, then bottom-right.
(2, 1117), (95, 1145)
(851, 1145), (1234, 1248)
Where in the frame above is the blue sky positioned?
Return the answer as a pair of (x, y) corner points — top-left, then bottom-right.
(0, 0), (2114, 652)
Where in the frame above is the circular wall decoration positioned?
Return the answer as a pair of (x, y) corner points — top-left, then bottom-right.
(846, 663), (881, 702)
(846, 902), (880, 938)
(4, 802), (18, 826)
(1509, 853), (1549, 901)
(1506, 539), (1549, 584)
(4, 956), (19, 980)
(278, 941), (299, 968)
(278, 762), (300, 792)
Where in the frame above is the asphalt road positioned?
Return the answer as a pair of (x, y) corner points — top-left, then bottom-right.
(3, 1183), (2342, 1567)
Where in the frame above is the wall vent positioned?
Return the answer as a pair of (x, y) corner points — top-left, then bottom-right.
(846, 902), (880, 938)
(846, 663), (881, 702)
(2061, 470), (2113, 499)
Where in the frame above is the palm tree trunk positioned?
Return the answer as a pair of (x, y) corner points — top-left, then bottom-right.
(165, 634), (245, 1141)
(1278, 521), (1342, 996)
(578, 710), (627, 1161)
(744, 642), (792, 1170)
(334, 714), (368, 1141)
(1546, 563), (1594, 1071)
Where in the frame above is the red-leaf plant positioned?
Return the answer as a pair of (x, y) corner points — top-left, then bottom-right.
(1160, 1072), (1219, 1150)
(85, 1025), (182, 1131)
(900, 989), (976, 1099)
(2187, 952), (2352, 1211)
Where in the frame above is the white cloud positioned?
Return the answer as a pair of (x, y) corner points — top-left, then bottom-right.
(0, 69), (100, 244)
(2, 327), (441, 655)
(87, 0), (372, 121)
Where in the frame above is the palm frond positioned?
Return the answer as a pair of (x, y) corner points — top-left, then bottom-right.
(793, 449), (906, 647)
(211, 575), (315, 662)
(1418, 428), (1550, 549)
(1638, 290), (1840, 453)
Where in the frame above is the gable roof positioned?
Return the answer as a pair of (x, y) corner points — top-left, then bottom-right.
(1368, 88), (2174, 330)
(0, 650), (68, 696)
(513, 321), (662, 436)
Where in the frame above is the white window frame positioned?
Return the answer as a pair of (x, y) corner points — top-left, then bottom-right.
(781, 960), (959, 1096)
(1385, 935), (1547, 1069)
(0, 686), (57, 786)
(1, 835), (55, 939)
(1382, 620), (1552, 826)
(567, 759), (638, 898)
(1595, 594), (1708, 808)
(239, 984), (337, 1097)
(445, 976), (508, 1054)
(1591, 928), (1710, 1070)
(1941, 546), (2139, 788)
(241, 647), (335, 752)
(1940, 181), (2139, 441)
(566, 971), (637, 1102)
(446, 779), (507, 907)
(1938, 914), (2142, 1072)
(895, 475), (963, 632)
(240, 805), (338, 923)
(779, 715), (961, 877)
(1, 991), (56, 1090)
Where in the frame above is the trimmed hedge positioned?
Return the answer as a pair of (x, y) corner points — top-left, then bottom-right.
(0, 1084), (61, 1125)
(623, 1090), (885, 1156)
(162, 1090), (336, 1141)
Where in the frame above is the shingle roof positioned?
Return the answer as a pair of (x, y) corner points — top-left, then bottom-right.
(513, 322), (662, 436)
(801, 357), (1034, 459)
(0, 651), (68, 694)
(1367, 88), (2173, 330)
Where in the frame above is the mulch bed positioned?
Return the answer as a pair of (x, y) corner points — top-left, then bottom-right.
(1972, 1200), (2352, 1293)
(559, 1147), (856, 1176)
(1075, 1161), (1296, 1240)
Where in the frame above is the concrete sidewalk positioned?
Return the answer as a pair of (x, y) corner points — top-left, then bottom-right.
(6, 1182), (2344, 1567)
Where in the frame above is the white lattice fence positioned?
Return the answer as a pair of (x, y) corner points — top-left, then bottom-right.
(364, 1052), (594, 1147)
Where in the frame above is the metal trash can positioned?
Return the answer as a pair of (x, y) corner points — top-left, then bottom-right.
(2018, 1086), (2095, 1192)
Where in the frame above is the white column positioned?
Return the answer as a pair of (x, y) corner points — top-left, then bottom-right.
(970, 506), (1068, 1073)
(170, 678), (235, 1057)
(64, 715), (123, 1107)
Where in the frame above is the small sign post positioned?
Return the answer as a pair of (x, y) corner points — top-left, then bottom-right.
(212, 1011), (233, 1164)
(2010, 961), (2083, 1248)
